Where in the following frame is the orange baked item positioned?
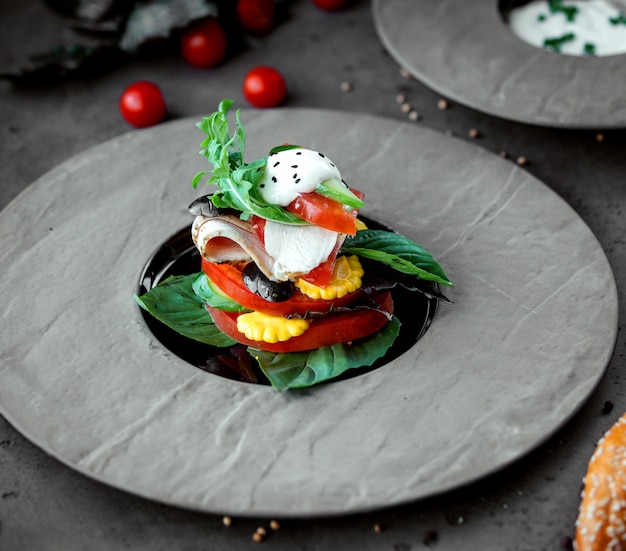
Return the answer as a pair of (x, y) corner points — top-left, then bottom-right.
(575, 413), (626, 550)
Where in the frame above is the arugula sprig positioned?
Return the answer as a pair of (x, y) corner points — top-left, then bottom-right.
(192, 99), (307, 224)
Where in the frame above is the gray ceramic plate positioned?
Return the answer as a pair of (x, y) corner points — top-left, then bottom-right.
(372, 0), (626, 129)
(0, 109), (618, 517)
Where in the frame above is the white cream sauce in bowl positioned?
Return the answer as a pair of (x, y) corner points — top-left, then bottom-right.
(508, 0), (626, 56)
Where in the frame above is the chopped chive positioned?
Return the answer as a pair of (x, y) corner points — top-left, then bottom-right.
(609, 12), (626, 25)
(583, 42), (596, 55)
(543, 32), (576, 52)
(548, 0), (578, 22)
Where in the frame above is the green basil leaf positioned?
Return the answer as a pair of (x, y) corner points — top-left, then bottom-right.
(134, 273), (237, 347)
(251, 317), (401, 391)
(191, 273), (250, 313)
(342, 229), (452, 286)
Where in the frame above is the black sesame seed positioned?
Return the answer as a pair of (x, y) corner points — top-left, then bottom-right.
(296, 151), (302, 155)
(272, 176), (277, 182)
(318, 152), (325, 157)
(273, 161), (280, 167)
(291, 164), (298, 168)
(295, 178), (301, 183)
(260, 184), (265, 188)
(293, 173), (298, 179)
(330, 163), (335, 167)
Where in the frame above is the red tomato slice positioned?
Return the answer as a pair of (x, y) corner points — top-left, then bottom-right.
(251, 215), (266, 244)
(202, 259), (364, 316)
(297, 255), (336, 287)
(297, 237), (343, 287)
(285, 192), (357, 235)
(207, 291), (394, 353)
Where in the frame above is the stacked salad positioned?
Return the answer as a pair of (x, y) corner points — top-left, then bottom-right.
(135, 100), (452, 391)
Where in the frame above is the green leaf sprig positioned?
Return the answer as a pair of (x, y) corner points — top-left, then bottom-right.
(192, 99), (308, 225)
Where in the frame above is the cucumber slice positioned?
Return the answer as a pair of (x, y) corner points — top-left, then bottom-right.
(316, 178), (364, 209)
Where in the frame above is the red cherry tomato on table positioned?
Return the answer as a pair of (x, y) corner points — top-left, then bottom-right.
(180, 18), (227, 68)
(242, 66), (287, 108)
(119, 81), (166, 128)
(311, 0), (349, 11)
(237, 0), (275, 35)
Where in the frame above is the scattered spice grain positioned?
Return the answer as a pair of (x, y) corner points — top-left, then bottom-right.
(437, 99), (449, 110)
(222, 516), (232, 527)
(469, 128), (479, 139)
(373, 522), (385, 533)
(516, 156), (529, 166)
(269, 520), (281, 530)
(596, 132), (605, 143)
(340, 81), (352, 92)
(408, 110), (420, 121)
(252, 532), (265, 543)
(602, 400), (614, 414)
(423, 529), (438, 545)
(499, 151), (508, 158)
(401, 102), (411, 113)
(395, 93), (406, 104)
(400, 68), (411, 79)
(256, 527), (268, 537)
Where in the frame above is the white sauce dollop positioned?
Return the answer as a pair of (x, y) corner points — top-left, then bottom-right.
(509, 0), (626, 56)
(258, 148), (342, 206)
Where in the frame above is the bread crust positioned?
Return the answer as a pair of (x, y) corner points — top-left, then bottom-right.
(575, 414), (626, 550)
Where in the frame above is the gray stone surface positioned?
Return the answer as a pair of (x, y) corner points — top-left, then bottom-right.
(1, 0), (626, 550)
(373, 0), (626, 128)
(0, 108), (617, 519)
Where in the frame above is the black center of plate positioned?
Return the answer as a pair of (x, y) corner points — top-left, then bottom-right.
(137, 219), (439, 385)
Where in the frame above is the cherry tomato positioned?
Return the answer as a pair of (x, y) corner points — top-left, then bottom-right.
(202, 259), (365, 317)
(311, 0), (349, 11)
(119, 81), (167, 128)
(180, 18), (227, 68)
(286, 192), (358, 235)
(207, 291), (394, 353)
(242, 66), (287, 108)
(237, 0), (275, 35)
